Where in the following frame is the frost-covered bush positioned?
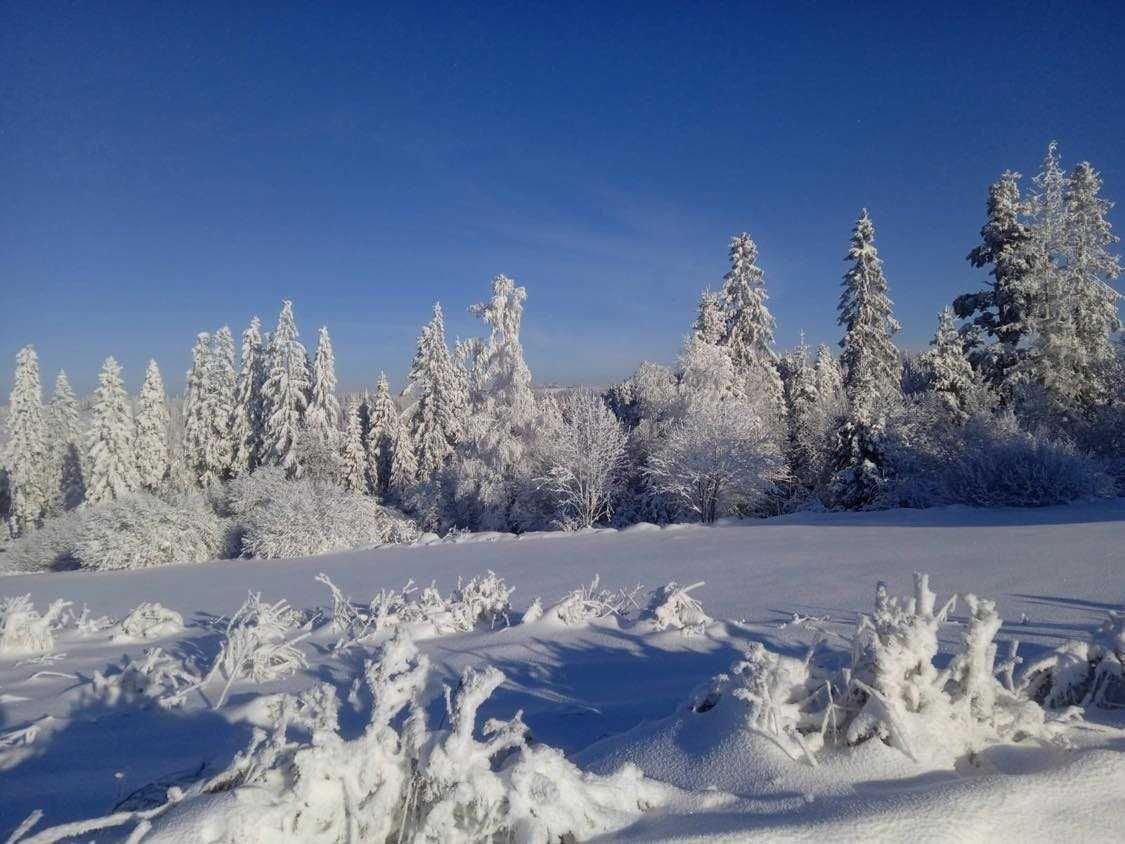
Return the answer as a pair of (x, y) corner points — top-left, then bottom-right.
(88, 647), (200, 707)
(540, 575), (643, 626)
(28, 632), (666, 842)
(0, 594), (71, 657)
(941, 414), (1112, 507)
(113, 601), (185, 642)
(0, 507), (84, 573)
(239, 474), (418, 559)
(689, 574), (1078, 768)
(1020, 609), (1125, 709)
(643, 581), (711, 634)
(448, 570), (515, 630)
(74, 493), (224, 570)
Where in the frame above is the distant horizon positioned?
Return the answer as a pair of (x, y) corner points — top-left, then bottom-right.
(4, 2), (1122, 395)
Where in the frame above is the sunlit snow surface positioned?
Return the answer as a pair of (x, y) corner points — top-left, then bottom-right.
(2, 501), (1123, 841)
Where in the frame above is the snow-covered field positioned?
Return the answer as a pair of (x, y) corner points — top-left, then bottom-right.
(2, 502), (1123, 842)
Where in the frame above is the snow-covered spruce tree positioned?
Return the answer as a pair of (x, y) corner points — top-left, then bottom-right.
(719, 234), (785, 418)
(814, 343), (843, 411)
(955, 171), (1043, 398)
(45, 370), (85, 513)
(693, 289), (726, 345)
(537, 389), (629, 529)
(364, 373), (398, 497)
(388, 407), (418, 502)
(341, 394), (368, 494)
(202, 326), (238, 486)
(4, 346), (49, 535)
(231, 316), (267, 476)
(781, 338), (825, 490)
(831, 210), (902, 508)
(260, 300), (310, 477)
(306, 325), (341, 439)
(85, 357), (139, 505)
(182, 331), (212, 486)
(449, 275), (541, 530)
(134, 359), (171, 493)
(1064, 160), (1122, 406)
(406, 303), (465, 481)
(923, 307), (981, 421)
(646, 399), (785, 523)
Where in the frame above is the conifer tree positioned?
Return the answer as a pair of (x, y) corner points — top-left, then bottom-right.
(340, 394), (367, 494)
(306, 326), (341, 438)
(182, 332), (211, 486)
(135, 359), (171, 492)
(46, 370), (85, 513)
(692, 290), (726, 345)
(85, 357), (139, 505)
(388, 409), (418, 501)
(5, 346), (49, 534)
(261, 300), (311, 477)
(813, 344), (843, 410)
(782, 338), (822, 488)
(719, 234), (784, 415)
(231, 316), (266, 475)
(202, 326), (238, 485)
(365, 374), (397, 497)
(406, 303), (463, 480)
(923, 308), (978, 420)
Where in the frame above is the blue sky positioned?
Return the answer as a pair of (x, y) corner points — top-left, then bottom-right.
(2, 1), (1122, 395)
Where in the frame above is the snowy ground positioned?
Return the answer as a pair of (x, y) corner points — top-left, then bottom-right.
(2, 501), (1123, 841)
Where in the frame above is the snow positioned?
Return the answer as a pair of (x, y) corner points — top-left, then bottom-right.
(1, 501), (1123, 840)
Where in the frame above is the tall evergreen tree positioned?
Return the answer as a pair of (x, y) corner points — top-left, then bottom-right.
(406, 303), (464, 480)
(719, 234), (784, 415)
(364, 374), (397, 497)
(692, 290), (726, 345)
(85, 357), (139, 505)
(388, 409), (418, 502)
(202, 326), (238, 485)
(306, 326), (341, 438)
(46, 370), (85, 513)
(813, 344), (843, 410)
(923, 308), (978, 420)
(5, 346), (49, 534)
(260, 300), (310, 477)
(182, 332), (211, 486)
(231, 316), (267, 475)
(341, 395), (367, 494)
(134, 359), (171, 493)
(782, 338), (822, 488)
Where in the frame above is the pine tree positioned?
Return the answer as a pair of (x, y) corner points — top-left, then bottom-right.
(923, 308), (978, 420)
(365, 374), (397, 497)
(955, 171), (1043, 396)
(813, 344), (843, 410)
(838, 210), (902, 424)
(719, 234), (784, 415)
(406, 303), (463, 480)
(260, 300), (311, 477)
(5, 346), (49, 534)
(135, 359), (171, 493)
(339, 395), (367, 494)
(306, 326), (341, 438)
(46, 370), (85, 513)
(231, 316), (267, 475)
(388, 409), (418, 501)
(182, 332), (211, 487)
(1065, 161), (1122, 405)
(85, 357), (139, 505)
(692, 290), (726, 345)
(782, 338), (822, 488)
(202, 326), (237, 485)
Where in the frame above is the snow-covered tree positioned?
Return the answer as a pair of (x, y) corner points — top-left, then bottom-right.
(406, 303), (465, 480)
(85, 357), (139, 505)
(677, 333), (738, 411)
(388, 409), (418, 501)
(231, 316), (267, 476)
(782, 338), (824, 489)
(306, 326), (341, 439)
(838, 210), (902, 423)
(538, 390), (629, 528)
(45, 370), (85, 513)
(134, 359), (171, 493)
(260, 300), (310, 477)
(4, 346), (49, 534)
(646, 399), (785, 523)
(719, 234), (784, 416)
(202, 327), (238, 485)
(340, 395), (367, 494)
(1064, 160), (1122, 405)
(182, 332), (212, 487)
(364, 374), (398, 498)
(923, 308), (981, 421)
(692, 289), (726, 345)
(955, 171), (1043, 396)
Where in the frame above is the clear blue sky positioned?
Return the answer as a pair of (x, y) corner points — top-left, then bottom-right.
(2, 1), (1122, 396)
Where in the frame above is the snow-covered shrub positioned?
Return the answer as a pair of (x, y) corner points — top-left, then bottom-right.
(88, 647), (200, 707)
(941, 413), (1112, 507)
(38, 632), (666, 842)
(540, 575), (643, 626)
(448, 570), (514, 630)
(645, 400), (786, 523)
(113, 602), (185, 642)
(0, 507), (84, 573)
(643, 581), (711, 635)
(689, 574), (1078, 768)
(239, 474), (418, 558)
(74, 493), (224, 570)
(1020, 609), (1125, 709)
(0, 595), (71, 657)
